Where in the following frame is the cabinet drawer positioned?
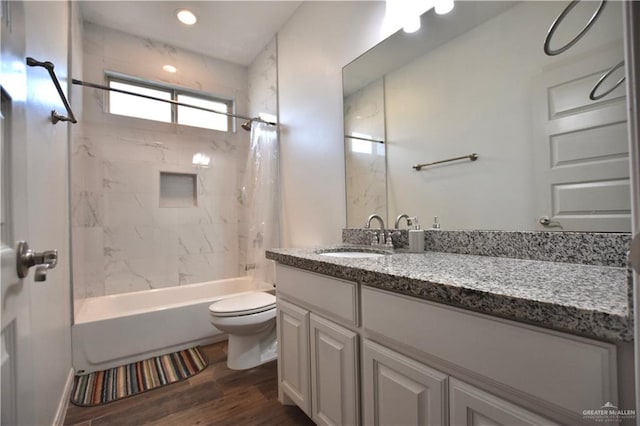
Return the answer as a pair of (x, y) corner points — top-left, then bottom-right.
(362, 286), (617, 416)
(276, 265), (358, 327)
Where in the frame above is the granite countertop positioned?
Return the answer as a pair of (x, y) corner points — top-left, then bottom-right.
(266, 246), (632, 342)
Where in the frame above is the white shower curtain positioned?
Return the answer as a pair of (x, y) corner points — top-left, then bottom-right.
(243, 122), (279, 287)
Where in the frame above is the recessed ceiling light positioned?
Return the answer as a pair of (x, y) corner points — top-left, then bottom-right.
(177, 9), (197, 25)
(163, 65), (177, 73)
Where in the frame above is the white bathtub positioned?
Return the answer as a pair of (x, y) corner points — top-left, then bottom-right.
(72, 276), (268, 374)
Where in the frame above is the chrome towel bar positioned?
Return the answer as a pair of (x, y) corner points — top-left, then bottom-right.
(25, 57), (77, 124)
(344, 134), (384, 144)
(413, 153), (478, 171)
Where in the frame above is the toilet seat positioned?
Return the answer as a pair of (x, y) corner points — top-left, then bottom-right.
(209, 292), (276, 317)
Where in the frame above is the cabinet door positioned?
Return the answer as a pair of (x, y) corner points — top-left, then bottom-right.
(277, 298), (311, 415)
(362, 340), (448, 426)
(450, 378), (559, 426)
(310, 313), (359, 426)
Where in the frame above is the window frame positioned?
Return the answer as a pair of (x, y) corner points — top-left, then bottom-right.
(105, 73), (235, 132)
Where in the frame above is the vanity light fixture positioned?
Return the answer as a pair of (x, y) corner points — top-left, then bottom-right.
(177, 9), (197, 25)
(403, 15), (421, 33)
(435, 0), (455, 15)
(162, 65), (177, 73)
(383, 0), (455, 35)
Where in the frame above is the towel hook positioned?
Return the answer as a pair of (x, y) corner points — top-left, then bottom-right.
(589, 61), (625, 101)
(543, 0), (606, 56)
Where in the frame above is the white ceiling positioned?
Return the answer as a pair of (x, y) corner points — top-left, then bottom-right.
(79, 1), (303, 66)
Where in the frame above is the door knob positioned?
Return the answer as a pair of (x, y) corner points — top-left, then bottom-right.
(16, 241), (58, 282)
(539, 216), (562, 228)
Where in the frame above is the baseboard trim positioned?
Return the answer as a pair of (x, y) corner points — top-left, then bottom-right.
(53, 368), (74, 426)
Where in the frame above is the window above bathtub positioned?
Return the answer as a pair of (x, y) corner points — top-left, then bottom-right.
(106, 73), (234, 132)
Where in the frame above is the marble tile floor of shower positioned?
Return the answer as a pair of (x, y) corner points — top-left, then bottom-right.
(63, 341), (313, 426)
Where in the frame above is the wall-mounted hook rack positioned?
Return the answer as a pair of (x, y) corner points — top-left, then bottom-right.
(25, 57), (77, 124)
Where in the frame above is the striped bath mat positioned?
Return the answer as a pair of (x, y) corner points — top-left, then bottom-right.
(71, 347), (208, 406)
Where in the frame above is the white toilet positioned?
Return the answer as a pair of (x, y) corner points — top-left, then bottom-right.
(208, 291), (277, 370)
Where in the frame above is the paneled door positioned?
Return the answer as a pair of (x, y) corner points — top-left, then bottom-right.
(277, 298), (311, 415)
(362, 339), (448, 426)
(532, 47), (630, 231)
(310, 313), (358, 426)
(1, 1), (69, 423)
(1, 2), (33, 424)
(449, 378), (558, 426)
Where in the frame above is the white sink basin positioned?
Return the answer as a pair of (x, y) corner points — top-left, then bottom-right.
(318, 251), (386, 259)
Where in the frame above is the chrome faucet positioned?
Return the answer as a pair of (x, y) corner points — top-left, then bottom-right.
(365, 214), (389, 246)
(394, 214), (410, 229)
(365, 214), (385, 231)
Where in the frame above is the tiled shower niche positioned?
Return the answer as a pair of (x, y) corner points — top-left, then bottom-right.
(159, 172), (198, 208)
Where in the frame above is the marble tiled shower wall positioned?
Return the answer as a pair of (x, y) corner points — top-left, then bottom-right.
(72, 122), (243, 297)
(344, 79), (387, 228)
(72, 23), (277, 299)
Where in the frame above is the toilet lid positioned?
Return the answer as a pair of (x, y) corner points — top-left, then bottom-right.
(209, 292), (276, 317)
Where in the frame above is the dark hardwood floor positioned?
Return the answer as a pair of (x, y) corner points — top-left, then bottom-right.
(64, 341), (314, 426)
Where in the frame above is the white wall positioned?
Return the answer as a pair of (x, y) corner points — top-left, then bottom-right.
(23, 1), (73, 423)
(277, 1), (386, 247)
(248, 37), (278, 119)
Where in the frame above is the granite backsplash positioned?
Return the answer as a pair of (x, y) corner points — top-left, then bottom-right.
(342, 228), (631, 267)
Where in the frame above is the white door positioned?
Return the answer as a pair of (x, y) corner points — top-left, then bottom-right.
(1, 2), (34, 424)
(1, 2), (69, 424)
(310, 313), (358, 426)
(449, 379), (558, 426)
(622, 1), (640, 419)
(532, 47), (630, 231)
(362, 339), (448, 426)
(277, 298), (311, 415)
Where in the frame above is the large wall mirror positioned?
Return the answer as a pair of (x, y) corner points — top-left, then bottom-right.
(343, 1), (630, 232)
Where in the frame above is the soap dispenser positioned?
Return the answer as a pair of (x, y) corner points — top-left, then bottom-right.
(432, 216), (441, 230)
(408, 217), (425, 253)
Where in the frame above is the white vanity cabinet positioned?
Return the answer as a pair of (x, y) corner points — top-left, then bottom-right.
(275, 263), (620, 426)
(362, 339), (448, 426)
(449, 378), (559, 426)
(310, 313), (359, 426)
(362, 286), (618, 425)
(276, 265), (360, 426)
(277, 298), (311, 415)
(362, 339), (559, 426)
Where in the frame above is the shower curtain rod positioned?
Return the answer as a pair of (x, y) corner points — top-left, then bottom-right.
(71, 79), (277, 126)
